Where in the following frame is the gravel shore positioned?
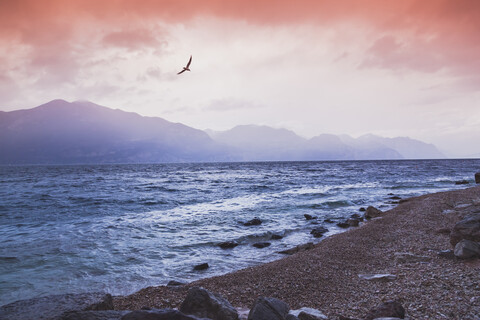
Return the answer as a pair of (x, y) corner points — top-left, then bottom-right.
(114, 186), (480, 319)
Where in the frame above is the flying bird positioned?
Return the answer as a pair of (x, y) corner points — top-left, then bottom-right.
(177, 55), (192, 75)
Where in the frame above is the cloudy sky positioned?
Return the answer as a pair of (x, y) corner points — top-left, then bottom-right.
(1, 0), (480, 157)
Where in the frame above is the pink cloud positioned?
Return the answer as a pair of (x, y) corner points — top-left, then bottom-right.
(361, 35), (445, 73)
(1, 0), (480, 90)
(102, 29), (166, 51)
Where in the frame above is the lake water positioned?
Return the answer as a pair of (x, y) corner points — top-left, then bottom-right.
(1, 159), (479, 305)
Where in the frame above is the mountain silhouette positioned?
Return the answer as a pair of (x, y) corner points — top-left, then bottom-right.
(0, 100), (222, 164)
(0, 100), (445, 164)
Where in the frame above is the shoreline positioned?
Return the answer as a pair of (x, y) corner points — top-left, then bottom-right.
(113, 186), (480, 319)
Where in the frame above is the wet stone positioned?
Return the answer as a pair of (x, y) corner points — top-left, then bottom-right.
(194, 263), (209, 271)
(253, 242), (271, 249)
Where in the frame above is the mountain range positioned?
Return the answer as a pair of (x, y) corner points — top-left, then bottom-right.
(0, 100), (444, 164)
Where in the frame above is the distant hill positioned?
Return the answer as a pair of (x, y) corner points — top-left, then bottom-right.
(208, 125), (444, 161)
(0, 100), (223, 164)
(0, 100), (445, 164)
(207, 125), (305, 161)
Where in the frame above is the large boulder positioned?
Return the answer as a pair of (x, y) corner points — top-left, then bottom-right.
(248, 297), (289, 320)
(364, 206), (382, 220)
(122, 308), (209, 320)
(450, 212), (480, 246)
(475, 172), (480, 184)
(363, 300), (405, 320)
(454, 239), (480, 259)
(179, 287), (238, 320)
(0, 292), (113, 320)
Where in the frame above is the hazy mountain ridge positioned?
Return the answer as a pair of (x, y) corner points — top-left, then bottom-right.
(208, 125), (444, 161)
(0, 100), (445, 164)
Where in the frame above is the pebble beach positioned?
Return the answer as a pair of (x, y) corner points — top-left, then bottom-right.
(114, 186), (480, 319)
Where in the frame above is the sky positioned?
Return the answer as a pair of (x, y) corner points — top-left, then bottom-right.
(1, 0), (480, 157)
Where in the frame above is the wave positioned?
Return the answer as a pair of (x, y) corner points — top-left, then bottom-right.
(300, 199), (353, 209)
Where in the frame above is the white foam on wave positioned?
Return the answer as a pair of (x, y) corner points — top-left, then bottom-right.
(280, 186), (334, 195)
(129, 193), (268, 225)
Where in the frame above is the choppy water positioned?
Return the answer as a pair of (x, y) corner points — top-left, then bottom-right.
(0, 160), (479, 305)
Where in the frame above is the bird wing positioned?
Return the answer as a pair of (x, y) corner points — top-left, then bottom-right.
(177, 69), (186, 75)
(186, 55), (192, 68)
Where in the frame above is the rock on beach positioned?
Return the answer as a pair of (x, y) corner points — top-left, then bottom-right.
(449, 212), (480, 246)
(364, 206), (383, 219)
(179, 287), (239, 320)
(454, 239), (480, 259)
(310, 227), (328, 238)
(248, 297), (289, 320)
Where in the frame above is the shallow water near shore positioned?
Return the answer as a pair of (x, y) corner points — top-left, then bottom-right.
(0, 159), (479, 305)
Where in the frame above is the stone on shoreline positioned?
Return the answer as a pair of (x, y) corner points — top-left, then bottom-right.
(278, 242), (315, 255)
(364, 206), (383, 220)
(219, 241), (239, 249)
(290, 307), (328, 320)
(248, 297), (289, 320)
(350, 213), (363, 220)
(449, 212), (480, 246)
(244, 218), (262, 226)
(475, 172), (480, 184)
(180, 287), (239, 320)
(437, 249), (455, 259)
(455, 180), (469, 185)
(253, 242), (271, 249)
(358, 274), (397, 282)
(336, 222), (350, 228)
(363, 300), (405, 320)
(304, 214), (316, 221)
(310, 227), (328, 238)
(0, 292), (113, 320)
(346, 218), (360, 227)
(167, 280), (185, 287)
(454, 239), (480, 259)
(271, 234), (283, 240)
(193, 263), (209, 271)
